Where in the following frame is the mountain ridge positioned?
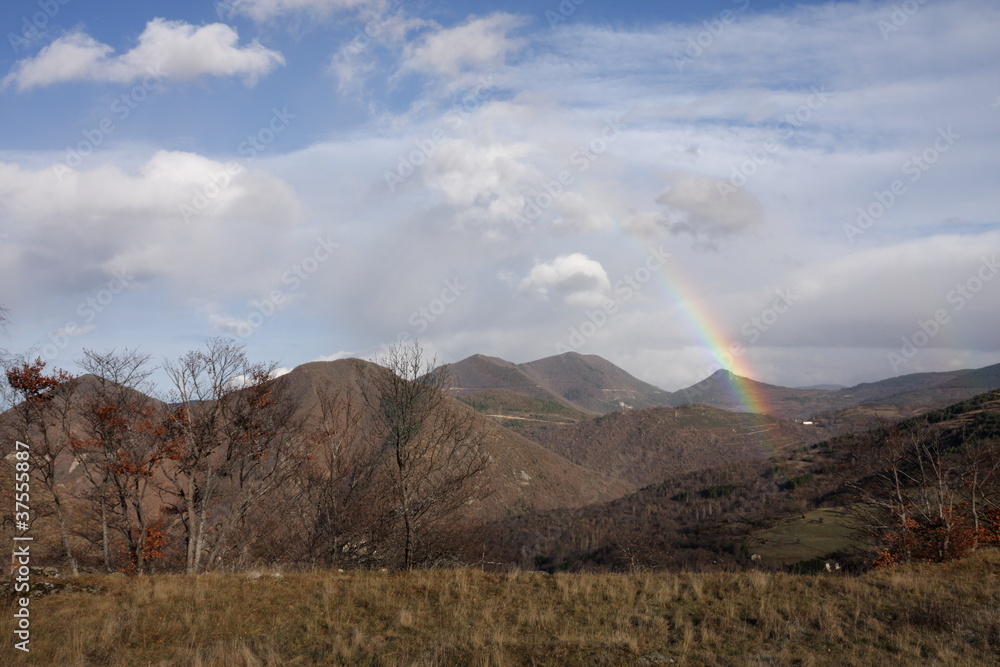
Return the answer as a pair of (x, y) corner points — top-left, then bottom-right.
(444, 352), (1000, 423)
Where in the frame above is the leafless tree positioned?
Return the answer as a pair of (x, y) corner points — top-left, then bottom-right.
(74, 348), (164, 573)
(956, 432), (1000, 543)
(841, 418), (990, 564)
(0, 306), (8, 358)
(161, 338), (305, 573)
(360, 342), (492, 570)
(2, 357), (81, 574)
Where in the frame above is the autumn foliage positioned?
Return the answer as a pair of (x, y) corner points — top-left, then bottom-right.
(845, 417), (1000, 569)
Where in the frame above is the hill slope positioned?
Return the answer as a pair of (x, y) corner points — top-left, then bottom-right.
(670, 363), (1000, 422)
(520, 352), (673, 413)
(519, 404), (825, 487)
(489, 387), (1000, 573)
(273, 360), (631, 512)
(445, 351), (673, 418)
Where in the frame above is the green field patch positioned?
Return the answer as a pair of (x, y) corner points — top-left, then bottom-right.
(748, 508), (867, 567)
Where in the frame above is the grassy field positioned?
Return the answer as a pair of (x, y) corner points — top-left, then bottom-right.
(2, 549), (999, 666)
(749, 508), (866, 567)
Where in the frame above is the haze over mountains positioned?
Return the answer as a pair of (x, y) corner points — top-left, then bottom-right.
(4, 345), (1000, 577)
(445, 351), (1000, 424)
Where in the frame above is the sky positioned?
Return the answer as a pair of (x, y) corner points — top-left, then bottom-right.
(0, 0), (998, 393)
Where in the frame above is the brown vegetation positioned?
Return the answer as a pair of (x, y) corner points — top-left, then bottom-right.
(2, 549), (998, 665)
(519, 404), (823, 487)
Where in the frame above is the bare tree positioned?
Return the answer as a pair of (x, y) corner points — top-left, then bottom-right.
(842, 418), (985, 565)
(0, 306), (8, 359)
(296, 384), (391, 565)
(956, 430), (999, 533)
(161, 339), (305, 573)
(360, 343), (492, 570)
(74, 349), (166, 573)
(2, 357), (81, 575)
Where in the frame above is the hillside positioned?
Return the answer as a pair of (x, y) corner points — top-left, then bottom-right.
(447, 353), (1000, 427)
(488, 387), (1000, 573)
(244, 360), (633, 513)
(445, 351), (673, 417)
(455, 388), (592, 429)
(810, 363), (1000, 432)
(0, 358), (631, 575)
(445, 354), (577, 408)
(519, 404), (825, 487)
(668, 369), (833, 420)
(519, 352), (673, 413)
(670, 363), (1000, 422)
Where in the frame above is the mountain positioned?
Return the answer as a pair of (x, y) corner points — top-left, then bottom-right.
(0, 361), (629, 524)
(488, 387), (1000, 573)
(519, 352), (673, 413)
(456, 389), (591, 430)
(446, 353), (1000, 427)
(271, 360), (631, 512)
(667, 370), (834, 420)
(445, 354), (584, 414)
(518, 404), (825, 487)
(813, 364), (1000, 433)
(669, 363), (1000, 423)
(445, 351), (672, 418)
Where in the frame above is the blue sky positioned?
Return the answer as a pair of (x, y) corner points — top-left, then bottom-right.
(1, 0), (998, 392)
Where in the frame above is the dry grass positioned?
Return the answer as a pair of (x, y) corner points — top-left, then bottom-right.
(2, 549), (999, 666)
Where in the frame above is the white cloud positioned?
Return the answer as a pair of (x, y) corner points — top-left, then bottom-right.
(219, 0), (375, 22)
(0, 151), (297, 226)
(519, 254), (611, 308)
(196, 300), (250, 337)
(315, 351), (353, 362)
(402, 13), (526, 77)
(757, 232), (1000, 353)
(328, 9), (431, 93)
(4, 0), (1000, 392)
(0, 151), (300, 298)
(553, 192), (614, 234)
(621, 211), (670, 239)
(633, 172), (765, 248)
(3, 19), (284, 90)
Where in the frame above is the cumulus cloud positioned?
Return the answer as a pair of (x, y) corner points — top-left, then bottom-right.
(621, 211), (670, 239)
(195, 300), (251, 337)
(416, 137), (545, 236)
(3, 19), (284, 90)
(0, 151), (297, 226)
(402, 13), (526, 77)
(519, 254), (611, 308)
(621, 172), (764, 249)
(657, 172), (764, 237)
(0, 151), (300, 295)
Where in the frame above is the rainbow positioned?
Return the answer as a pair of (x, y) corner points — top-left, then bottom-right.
(624, 241), (771, 417)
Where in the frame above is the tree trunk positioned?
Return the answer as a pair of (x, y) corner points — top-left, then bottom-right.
(52, 493), (79, 576)
(185, 478), (198, 574)
(99, 494), (112, 573)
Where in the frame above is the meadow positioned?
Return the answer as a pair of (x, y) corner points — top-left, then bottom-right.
(2, 549), (998, 666)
